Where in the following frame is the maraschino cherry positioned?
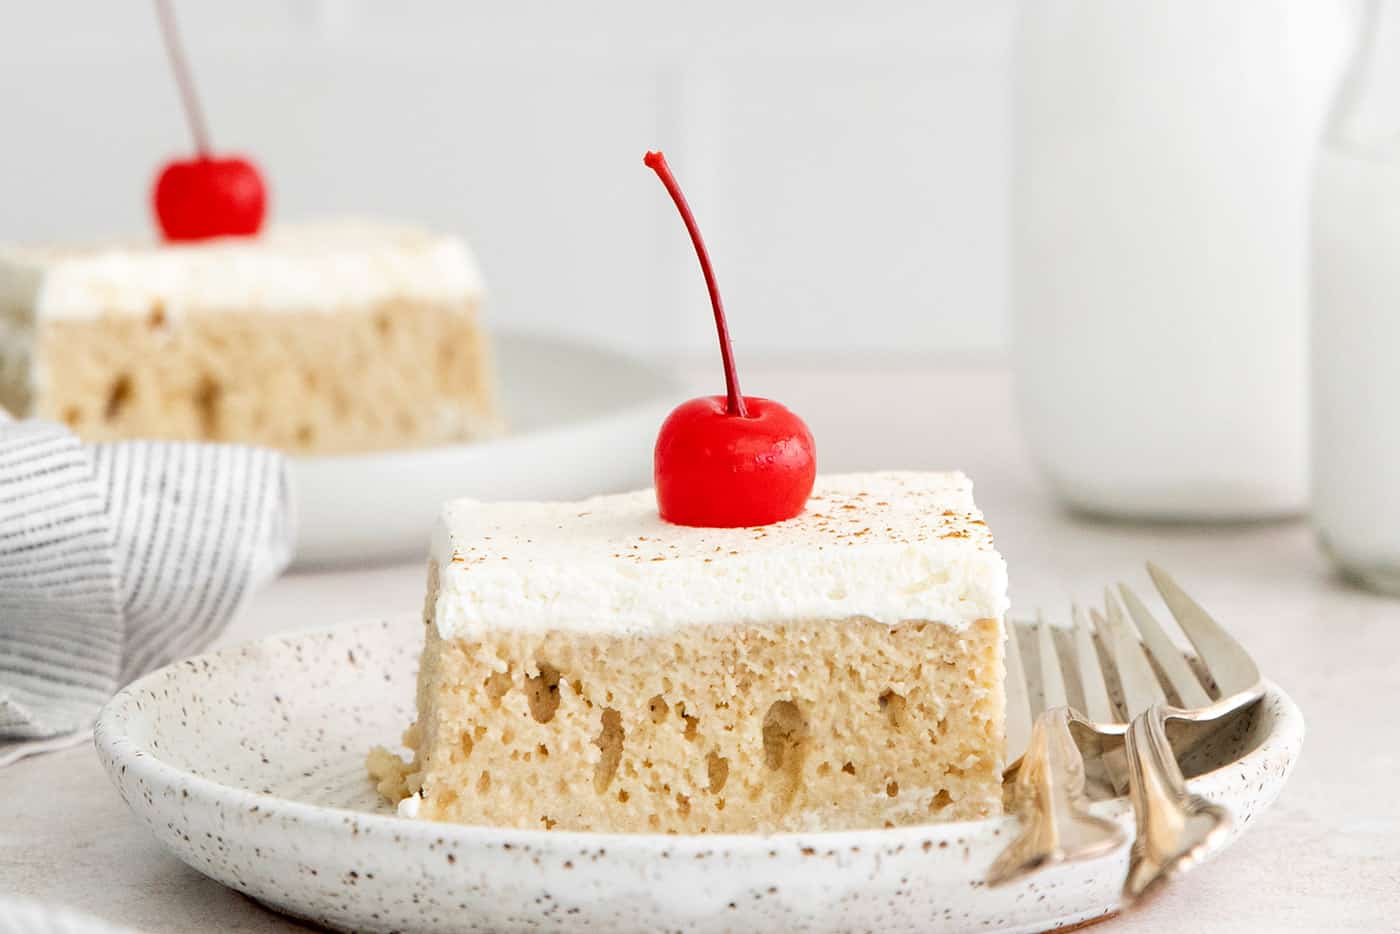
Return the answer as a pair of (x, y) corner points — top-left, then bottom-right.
(151, 0), (266, 241)
(644, 150), (816, 528)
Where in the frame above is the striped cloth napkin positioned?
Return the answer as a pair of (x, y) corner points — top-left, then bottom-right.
(0, 412), (293, 765)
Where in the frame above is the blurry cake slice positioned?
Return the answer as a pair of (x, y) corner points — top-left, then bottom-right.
(0, 220), (500, 453)
(371, 471), (1008, 833)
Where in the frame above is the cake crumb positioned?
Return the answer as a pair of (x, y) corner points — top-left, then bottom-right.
(366, 745), (418, 803)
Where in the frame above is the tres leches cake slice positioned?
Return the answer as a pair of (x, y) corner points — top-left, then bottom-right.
(0, 220), (500, 453)
(371, 471), (1008, 832)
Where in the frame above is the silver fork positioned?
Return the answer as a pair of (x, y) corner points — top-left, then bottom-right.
(987, 610), (1126, 885)
(1110, 564), (1264, 904)
(989, 566), (1262, 893)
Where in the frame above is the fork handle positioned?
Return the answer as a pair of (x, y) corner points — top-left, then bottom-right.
(1122, 704), (1232, 904)
(987, 707), (1125, 886)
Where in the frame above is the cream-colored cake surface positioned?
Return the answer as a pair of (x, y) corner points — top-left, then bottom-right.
(431, 471), (1007, 636)
(371, 472), (1009, 833)
(0, 220), (482, 319)
(0, 220), (501, 453)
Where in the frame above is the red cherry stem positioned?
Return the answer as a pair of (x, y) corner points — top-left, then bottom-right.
(154, 0), (211, 156)
(644, 151), (747, 418)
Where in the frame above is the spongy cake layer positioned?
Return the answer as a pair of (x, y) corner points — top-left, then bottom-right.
(432, 472), (1009, 637)
(371, 566), (1006, 833)
(15, 298), (499, 453)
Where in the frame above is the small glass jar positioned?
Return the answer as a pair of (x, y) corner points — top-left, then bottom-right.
(1312, 0), (1400, 593)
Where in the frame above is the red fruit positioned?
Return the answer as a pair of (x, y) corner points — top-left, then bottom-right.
(655, 395), (816, 527)
(153, 156), (267, 242)
(644, 150), (816, 527)
(150, 1), (266, 241)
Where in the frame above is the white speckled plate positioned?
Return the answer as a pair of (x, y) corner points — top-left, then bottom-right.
(94, 618), (1303, 934)
(290, 331), (681, 568)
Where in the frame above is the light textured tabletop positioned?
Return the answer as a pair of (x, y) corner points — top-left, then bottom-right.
(3, 359), (1397, 933)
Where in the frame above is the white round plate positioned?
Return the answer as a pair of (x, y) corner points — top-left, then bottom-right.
(289, 332), (682, 568)
(95, 617), (1303, 934)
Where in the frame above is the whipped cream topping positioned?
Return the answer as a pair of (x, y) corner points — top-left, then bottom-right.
(0, 219), (483, 320)
(431, 471), (1008, 638)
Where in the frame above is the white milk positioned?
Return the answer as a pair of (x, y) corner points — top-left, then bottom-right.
(1012, 1), (1358, 519)
(1312, 145), (1400, 590)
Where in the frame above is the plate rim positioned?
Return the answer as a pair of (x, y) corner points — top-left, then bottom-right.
(93, 615), (1304, 854)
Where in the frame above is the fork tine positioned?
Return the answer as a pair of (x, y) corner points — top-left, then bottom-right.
(1146, 563), (1261, 697)
(1072, 604), (1115, 725)
(1117, 583), (1212, 708)
(1104, 587), (1123, 627)
(1098, 590), (1167, 716)
(1004, 621), (1033, 763)
(1089, 606), (1127, 721)
(1037, 612), (1069, 711)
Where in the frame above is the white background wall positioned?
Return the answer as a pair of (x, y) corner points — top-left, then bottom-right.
(0, 1), (1014, 358)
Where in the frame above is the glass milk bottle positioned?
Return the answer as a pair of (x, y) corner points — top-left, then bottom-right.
(1013, 1), (1357, 519)
(1313, 0), (1400, 593)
